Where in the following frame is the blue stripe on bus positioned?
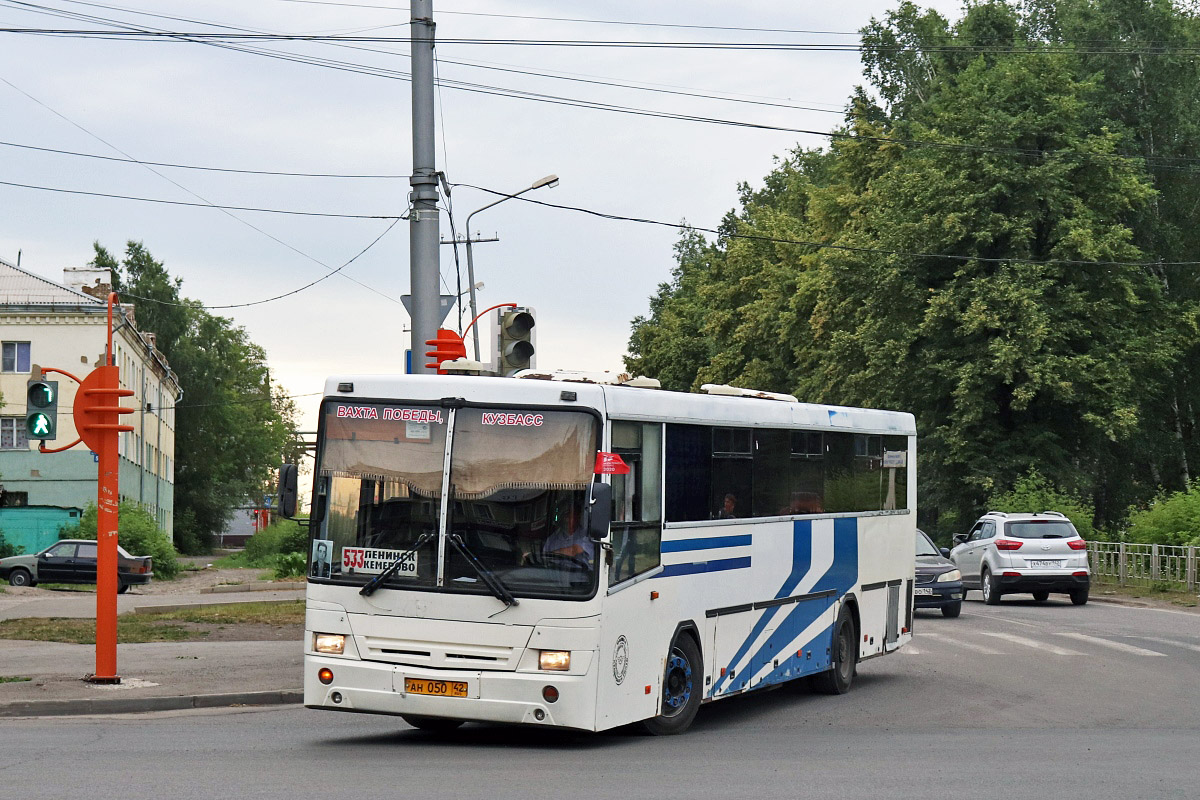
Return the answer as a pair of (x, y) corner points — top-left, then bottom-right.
(709, 519), (814, 696)
(711, 517), (859, 697)
(720, 518), (859, 696)
(661, 534), (752, 553)
(656, 556), (752, 578)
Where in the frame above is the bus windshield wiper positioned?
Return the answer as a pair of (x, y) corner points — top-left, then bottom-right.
(447, 533), (519, 607)
(359, 532), (434, 597)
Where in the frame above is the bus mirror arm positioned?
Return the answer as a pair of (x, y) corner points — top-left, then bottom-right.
(587, 482), (612, 541)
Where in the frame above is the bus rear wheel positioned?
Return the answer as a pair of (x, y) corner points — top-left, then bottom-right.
(642, 633), (702, 736)
(811, 605), (857, 695)
(401, 715), (464, 733)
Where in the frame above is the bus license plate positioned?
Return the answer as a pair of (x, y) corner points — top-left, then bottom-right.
(913, 587), (934, 595)
(405, 678), (468, 698)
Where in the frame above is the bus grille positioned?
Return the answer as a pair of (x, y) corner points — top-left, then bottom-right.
(359, 636), (520, 670)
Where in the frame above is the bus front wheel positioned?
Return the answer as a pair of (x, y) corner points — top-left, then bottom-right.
(642, 633), (702, 736)
(811, 606), (857, 695)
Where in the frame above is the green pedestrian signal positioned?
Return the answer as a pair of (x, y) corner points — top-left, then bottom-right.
(25, 379), (58, 441)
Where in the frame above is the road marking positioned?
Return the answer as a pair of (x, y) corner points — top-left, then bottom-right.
(918, 631), (1004, 654)
(975, 631), (1084, 655)
(961, 611), (1042, 629)
(1054, 632), (1166, 656)
(902, 645), (921, 655)
(1130, 636), (1200, 654)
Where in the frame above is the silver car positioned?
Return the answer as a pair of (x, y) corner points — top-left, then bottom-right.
(950, 511), (1090, 605)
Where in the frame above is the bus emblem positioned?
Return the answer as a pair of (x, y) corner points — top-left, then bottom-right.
(613, 636), (629, 684)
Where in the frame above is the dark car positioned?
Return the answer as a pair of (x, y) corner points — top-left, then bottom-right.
(915, 530), (963, 617)
(0, 539), (153, 592)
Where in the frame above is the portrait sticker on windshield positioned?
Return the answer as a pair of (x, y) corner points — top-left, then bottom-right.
(342, 547), (418, 575)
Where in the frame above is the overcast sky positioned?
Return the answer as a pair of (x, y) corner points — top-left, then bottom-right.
(1, 0), (965, 431)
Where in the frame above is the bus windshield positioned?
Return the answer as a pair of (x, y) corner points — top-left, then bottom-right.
(312, 401), (599, 600)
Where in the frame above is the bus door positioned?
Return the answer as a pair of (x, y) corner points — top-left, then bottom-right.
(597, 421), (667, 729)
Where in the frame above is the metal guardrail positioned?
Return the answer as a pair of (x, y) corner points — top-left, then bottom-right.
(1088, 542), (1198, 592)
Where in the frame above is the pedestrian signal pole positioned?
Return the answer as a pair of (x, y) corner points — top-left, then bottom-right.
(35, 293), (134, 683)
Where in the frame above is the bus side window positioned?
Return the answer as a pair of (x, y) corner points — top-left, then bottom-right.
(610, 421), (663, 586)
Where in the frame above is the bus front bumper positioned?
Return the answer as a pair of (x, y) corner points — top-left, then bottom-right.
(304, 655), (598, 730)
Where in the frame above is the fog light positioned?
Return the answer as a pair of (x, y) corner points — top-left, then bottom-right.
(331, 692), (343, 704)
(318, 668), (334, 685)
(539, 650), (570, 671)
(534, 708), (546, 721)
(542, 685), (559, 703)
(314, 633), (345, 654)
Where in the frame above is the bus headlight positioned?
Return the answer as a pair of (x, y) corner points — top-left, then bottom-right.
(539, 650), (571, 671)
(314, 633), (346, 654)
(936, 569), (962, 583)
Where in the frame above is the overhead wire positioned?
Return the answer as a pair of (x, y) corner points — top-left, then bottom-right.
(5, 3), (1200, 173)
(0, 178), (400, 218)
(0, 140), (405, 178)
(117, 218), (400, 310)
(453, 182), (1200, 269)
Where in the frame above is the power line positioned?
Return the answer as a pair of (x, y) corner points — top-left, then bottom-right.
(0, 139), (405, 178)
(271, 0), (862, 36)
(0, 178), (400, 218)
(11, 28), (1200, 56)
(0, 73), (405, 307)
(453, 182), (1200, 269)
(117, 218), (399, 310)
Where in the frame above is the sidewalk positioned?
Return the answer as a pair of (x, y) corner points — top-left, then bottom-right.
(0, 638), (303, 717)
(0, 582), (307, 717)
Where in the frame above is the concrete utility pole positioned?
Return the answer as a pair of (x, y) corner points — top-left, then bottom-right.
(408, 0), (440, 373)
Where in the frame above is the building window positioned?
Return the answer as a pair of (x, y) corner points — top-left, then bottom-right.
(0, 417), (29, 449)
(2, 342), (31, 373)
(0, 490), (29, 507)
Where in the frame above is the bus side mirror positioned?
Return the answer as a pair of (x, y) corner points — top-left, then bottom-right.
(587, 482), (612, 541)
(278, 464), (298, 519)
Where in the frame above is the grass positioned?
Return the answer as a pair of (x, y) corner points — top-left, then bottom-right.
(0, 676), (32, 683)
(1093, 577), (1198, 607)
(0, 600), (305, 644)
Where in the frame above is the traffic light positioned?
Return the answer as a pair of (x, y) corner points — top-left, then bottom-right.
(26, 379), (59, 441)
(498, 307), (535, 375)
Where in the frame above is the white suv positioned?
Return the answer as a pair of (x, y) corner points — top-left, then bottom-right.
(950, 511), (1090, 605)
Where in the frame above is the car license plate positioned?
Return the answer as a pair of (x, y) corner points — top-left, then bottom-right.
(1028, 559), (1062, 568)
(914, 587), (934, 595)
(404, 678), (468, 698)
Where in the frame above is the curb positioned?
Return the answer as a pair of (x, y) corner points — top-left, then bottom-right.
(133, 597), (303, 614)
(201, 582), (305, 594)
(0, 689), (303, 718)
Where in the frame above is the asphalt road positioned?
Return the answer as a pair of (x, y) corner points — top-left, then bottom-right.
(3, 596), (1198, 800)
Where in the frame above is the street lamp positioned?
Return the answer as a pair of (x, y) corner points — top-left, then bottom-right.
(464, 174), (559, 360)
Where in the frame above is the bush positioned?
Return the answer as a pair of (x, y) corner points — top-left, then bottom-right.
(242, 521), (308, 567)
(63, 502), (181, 580)
(1125, 486), (1200, 546)
(986, 469), (1099, 541)
(0, 531), (20, 559)
(172, 508), (210, 556)
(273, 551), (307, 580)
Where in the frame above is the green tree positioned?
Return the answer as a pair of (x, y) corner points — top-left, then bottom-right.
(1125, 485), (1200, 546)
(986, 469), (1099, 540)
(626, 1), (1200, 531)
(91, 242), (301, 553)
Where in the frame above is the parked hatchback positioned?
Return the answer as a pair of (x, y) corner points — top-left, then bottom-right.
(950, 512), (1089, 605)
(915, 529), (963, 617)
(0, 539), (153, 592)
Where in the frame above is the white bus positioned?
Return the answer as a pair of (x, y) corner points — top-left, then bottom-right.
(283, 372), (916, 734)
